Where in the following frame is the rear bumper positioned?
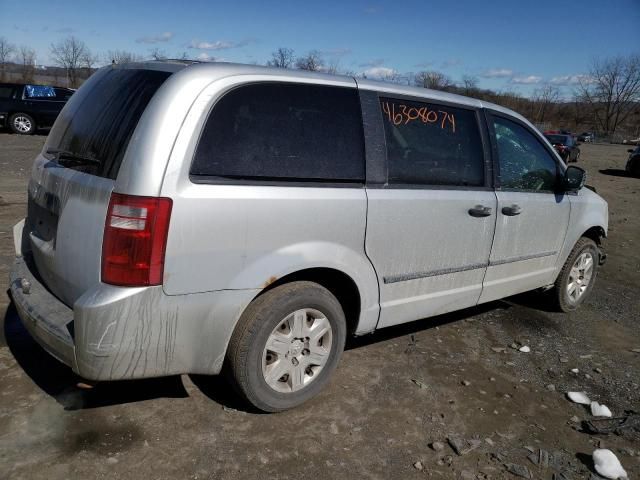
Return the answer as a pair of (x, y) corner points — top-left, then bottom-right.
(9, 256), (76, 368)
(10, 254), (259, 381)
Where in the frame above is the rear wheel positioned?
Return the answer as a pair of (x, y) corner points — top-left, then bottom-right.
(550, 237), (599, 312)
(8, 113), (36, 135)
(226, 281), (346, 412)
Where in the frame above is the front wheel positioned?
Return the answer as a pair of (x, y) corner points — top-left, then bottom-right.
(8, 113), (36, 135)
(550, 237), (599, 312)
(226, 281), (346, 412)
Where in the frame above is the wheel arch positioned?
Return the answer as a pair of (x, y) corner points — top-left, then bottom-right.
(256, 267), (363, 336)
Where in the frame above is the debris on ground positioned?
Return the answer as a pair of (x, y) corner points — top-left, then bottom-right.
(413, 461), (424, 471)
(504, 462), (532, 478)
(591, 402), (613, 418)
(430, 441), (445, 451)
(519, 346), (531, 353)
(447, 435), (482, 456)
(567, 391), (591, 405)
(582, 412), (640, 435)
(592, 449), (628, 479)
(411, 378), (428, 389)
(527, 448), (551, 468)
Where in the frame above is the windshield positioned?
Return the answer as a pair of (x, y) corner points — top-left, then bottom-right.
(45, 68), (172, 179)
(545, 134), (569, 145)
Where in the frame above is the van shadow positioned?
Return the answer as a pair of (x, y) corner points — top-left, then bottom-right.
(190, 301), (512, 411)
(3, 301), (188, 410)
(5, 296), (518, 413)
(599, 168), (632, 178)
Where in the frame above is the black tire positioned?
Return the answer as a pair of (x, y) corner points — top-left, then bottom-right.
(8, 112), (36, 135)
(226, 281), (346, 412)
(550, 237), (599, 312)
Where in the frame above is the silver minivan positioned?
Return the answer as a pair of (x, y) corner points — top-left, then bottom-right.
(10, 62), (608, 411)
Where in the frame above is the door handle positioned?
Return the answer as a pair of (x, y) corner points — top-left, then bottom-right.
(468, 205), (493, 217)
(502, 205), (522, 216)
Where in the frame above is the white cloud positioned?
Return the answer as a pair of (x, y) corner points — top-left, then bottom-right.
(196, 52), (218, 62)
(482, 68), (513, 78)
(550, 74), (592, 85)
(511, 75), (542, 84)
(136, 31), (173, 44)
(363, 66), (397, 78)
(189, 39), (252, 50)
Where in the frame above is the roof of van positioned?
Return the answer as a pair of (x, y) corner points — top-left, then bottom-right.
(121, 60), (529, 125)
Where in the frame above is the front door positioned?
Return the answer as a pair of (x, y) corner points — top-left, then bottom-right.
(364, 93), (497, 328)
(480, 113), (570, 303)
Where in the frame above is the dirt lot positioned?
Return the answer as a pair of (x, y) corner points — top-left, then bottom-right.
(0, 133), (638, 480)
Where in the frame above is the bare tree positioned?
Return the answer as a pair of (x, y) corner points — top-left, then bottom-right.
(531, 84), (560, 123)
(149, 48), (168, 61)
(577, 54), (640, 135)
(326, 58), (341, 75)
(19, 45), (36, 83)
(107, 50), (144, 65)
(414, 70), (453, 91)
(460, 74), (479, 96)
(0, 37), (16, 82)
(50, 36), (92, 88)
(295, 50), (323, 71)
(267, 47), (295, 69)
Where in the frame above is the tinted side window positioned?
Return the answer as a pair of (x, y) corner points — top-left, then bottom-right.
(380, 97), (484, 187)
(192, 83), (365, 182)
(493, 116), (559, 192)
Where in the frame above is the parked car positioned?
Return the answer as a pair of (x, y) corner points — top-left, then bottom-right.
(626, 146), (640, 176)
(544, 133), (581, 162)
(10, 63), (608, 412)
(0, 83), (74, 135)
(578, 132), (595, 142)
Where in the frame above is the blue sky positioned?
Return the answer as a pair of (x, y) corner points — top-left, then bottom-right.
(2, 0), (639, 96)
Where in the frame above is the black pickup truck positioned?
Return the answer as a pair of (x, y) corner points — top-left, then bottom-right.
(0, 83), (74, 135)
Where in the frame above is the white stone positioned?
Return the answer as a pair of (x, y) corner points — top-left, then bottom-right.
(518, 346), (531, 353)
(593, 449), (628, 479)
(567, 391), (591, 404)
(591, 401), (613, 417)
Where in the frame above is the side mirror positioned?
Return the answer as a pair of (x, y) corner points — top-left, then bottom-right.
(564, 165), (586, 191)
(628, 149), (635, 153)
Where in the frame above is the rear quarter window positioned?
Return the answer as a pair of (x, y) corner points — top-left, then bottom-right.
(191, 83), (365, 183)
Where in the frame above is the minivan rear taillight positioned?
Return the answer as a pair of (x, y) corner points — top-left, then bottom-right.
(102, 193), (172, 286)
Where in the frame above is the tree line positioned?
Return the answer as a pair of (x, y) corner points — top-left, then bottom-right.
(0, 35), (638, 137)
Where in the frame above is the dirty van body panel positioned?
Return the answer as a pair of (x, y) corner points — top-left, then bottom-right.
(479, 191), (570, 303)
(367, 190), (497, 328)
(27, 157), (114, 306)
(160, 73), (382, 335)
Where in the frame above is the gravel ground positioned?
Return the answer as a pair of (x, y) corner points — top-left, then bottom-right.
(0, 133), (638, 480)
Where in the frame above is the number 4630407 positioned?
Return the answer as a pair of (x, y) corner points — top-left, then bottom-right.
(381, 101), (456, 133)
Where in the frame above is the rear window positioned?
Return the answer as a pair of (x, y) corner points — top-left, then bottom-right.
(191, 83), (365, 183)
(45, 68), (171, 179)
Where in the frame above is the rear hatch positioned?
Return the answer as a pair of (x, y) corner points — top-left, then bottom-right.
(26, 66), (172, 307)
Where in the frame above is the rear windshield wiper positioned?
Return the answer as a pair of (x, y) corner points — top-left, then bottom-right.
(46, 148), (101, 167)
